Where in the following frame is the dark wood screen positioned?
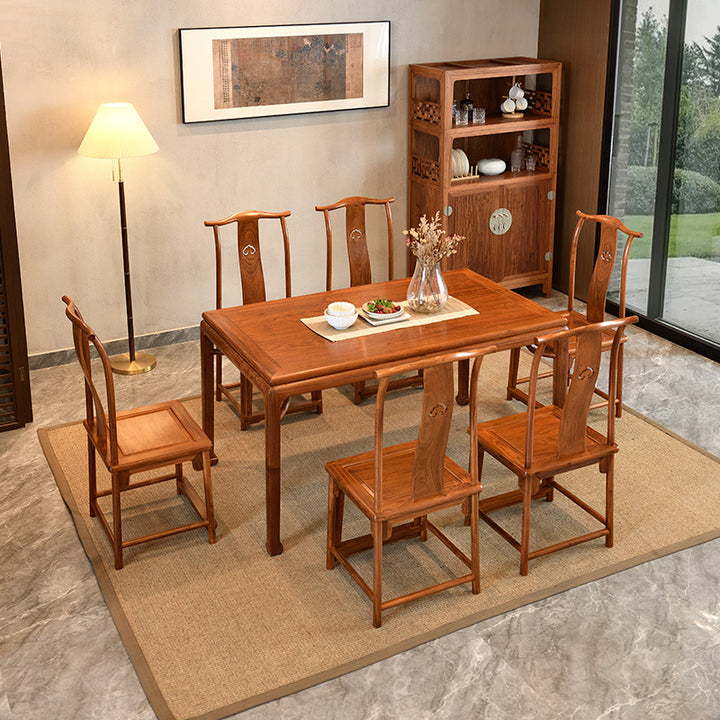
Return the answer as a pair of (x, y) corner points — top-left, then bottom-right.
(538, 0), (614, 298)
(0, 51), (32, 430)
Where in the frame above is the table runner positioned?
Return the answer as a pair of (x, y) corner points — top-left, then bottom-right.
(301, 295), (479, 342)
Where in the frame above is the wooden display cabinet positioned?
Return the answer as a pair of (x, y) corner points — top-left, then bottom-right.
(408, 57), (561, 296)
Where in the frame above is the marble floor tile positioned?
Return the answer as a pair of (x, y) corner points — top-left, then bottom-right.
(1, 291), (719, 720)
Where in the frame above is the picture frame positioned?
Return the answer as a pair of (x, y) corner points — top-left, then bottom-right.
(178, 21), (390, 123)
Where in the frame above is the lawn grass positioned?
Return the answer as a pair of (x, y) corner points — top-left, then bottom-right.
(623, 212), (720, 259)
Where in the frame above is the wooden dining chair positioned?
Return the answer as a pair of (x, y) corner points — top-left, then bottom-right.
(476, 316), (637, 576)
(326, 345), (492, 627)
(315, 195), (423, 404)
(204, 210), (322, 430)
(62, 296), (216, 569)
(506, 210), (643, 417)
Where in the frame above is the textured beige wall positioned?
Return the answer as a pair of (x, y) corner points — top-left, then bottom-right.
(1, 1), (539, 355)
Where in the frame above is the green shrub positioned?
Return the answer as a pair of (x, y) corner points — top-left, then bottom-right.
(625, 165), (720, 214)
(673, 168), (720, 213)
(626, 166), (658, 215)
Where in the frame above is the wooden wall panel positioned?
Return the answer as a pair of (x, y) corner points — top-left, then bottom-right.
(538, 0), (613, 297)
(0, 51), (32, 430)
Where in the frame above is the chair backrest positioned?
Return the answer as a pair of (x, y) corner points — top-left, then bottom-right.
(568, 211), (643, 323)
(524, 316), (638, 466)
(62, 296), (119, 466)
(315, 196), (395, 290)
(204, 210), (292, 308)
(370, 346), (489, 511)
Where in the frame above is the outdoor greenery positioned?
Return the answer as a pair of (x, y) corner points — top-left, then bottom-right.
(626, 166), (720, 215)
(622, 213), (720, 260)
(626, 10), (720, 216)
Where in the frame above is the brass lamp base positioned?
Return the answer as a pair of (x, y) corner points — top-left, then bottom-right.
(110, 351), (156, 375)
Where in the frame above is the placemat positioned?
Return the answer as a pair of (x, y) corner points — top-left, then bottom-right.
(301, 295), (479, 342)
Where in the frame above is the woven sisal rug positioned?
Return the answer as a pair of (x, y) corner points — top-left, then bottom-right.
(38, 351), (720, 720)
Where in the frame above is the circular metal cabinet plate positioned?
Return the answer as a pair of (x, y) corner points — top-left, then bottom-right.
(489, 208), (512, 235)
(443, 205), (453, 217)
(545, 251), (553, 261)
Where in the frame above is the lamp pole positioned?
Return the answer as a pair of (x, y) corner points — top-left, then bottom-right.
(117, 160), (136, 361)
(78, 102), (158, 375)
(109, 159), (156, 375)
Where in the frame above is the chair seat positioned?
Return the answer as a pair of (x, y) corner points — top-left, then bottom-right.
(476, 405), (617, 478)
(326, 439), (477, 523)
(112, 400), (211, 472)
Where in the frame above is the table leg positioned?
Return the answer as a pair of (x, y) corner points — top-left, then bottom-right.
(456, 358), (470, 405)
(265, 389), (284, 556)
(194, 325), (217, 470)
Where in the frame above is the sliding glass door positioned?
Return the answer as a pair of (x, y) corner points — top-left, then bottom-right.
(607, 0), (720, 355)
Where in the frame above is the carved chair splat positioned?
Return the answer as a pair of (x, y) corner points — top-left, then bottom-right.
(204, 210), (322, 430)
(315, 195), (423, 404)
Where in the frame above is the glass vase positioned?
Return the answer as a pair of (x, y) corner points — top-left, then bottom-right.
(406, 260), (448, 313)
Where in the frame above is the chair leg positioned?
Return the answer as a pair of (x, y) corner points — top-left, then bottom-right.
(506, 348), (521, 400)
(88, 437), (97, 517)
(371, 519), (384, 628)
(175, 463), (183, 495)
(605, 455), (614, 547)
(615, 345), (624, 418)
(416, 515), (428, 542)
(465, 449), (484, 526)
(215, 350), (223, 402)
(202, 451), (216, 544)
(112, 471), (124, 570)
(520, 476), (533, 576)
(544, 476), (555, 502)
(327, 478), (344, 569)
(469, 493), (481, 594)
(353, 381), (366, 406)
(311, 390), (323, 414)
(240, 375), (254, 431)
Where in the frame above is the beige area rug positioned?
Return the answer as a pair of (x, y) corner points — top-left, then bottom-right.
(39, 351), (720, 720)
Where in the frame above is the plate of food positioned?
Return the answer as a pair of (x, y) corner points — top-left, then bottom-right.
(360, 298), (408, 325)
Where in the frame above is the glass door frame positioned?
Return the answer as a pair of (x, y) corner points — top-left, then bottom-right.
(600, 0), (720, 362)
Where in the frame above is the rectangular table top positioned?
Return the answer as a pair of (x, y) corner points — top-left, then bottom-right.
(201, 268), (563, 389)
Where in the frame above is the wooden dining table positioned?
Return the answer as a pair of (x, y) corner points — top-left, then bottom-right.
(198, 268), (566, 556)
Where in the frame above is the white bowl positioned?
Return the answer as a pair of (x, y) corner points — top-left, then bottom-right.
(324, 308), (358, 330)
(477, 158), (506, 176)
(326, 301), (356, 317)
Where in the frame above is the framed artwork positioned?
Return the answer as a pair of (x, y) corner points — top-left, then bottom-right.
(178, 21), (390, 123)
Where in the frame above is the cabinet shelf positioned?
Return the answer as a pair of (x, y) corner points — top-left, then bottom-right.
(411, 113), (555, 137)
(448, 168), (553, 193)
(449, 114), (555, 136)
(408, 56), (561, 296)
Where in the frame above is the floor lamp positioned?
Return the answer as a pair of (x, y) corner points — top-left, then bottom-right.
(78, 102), (159, 375)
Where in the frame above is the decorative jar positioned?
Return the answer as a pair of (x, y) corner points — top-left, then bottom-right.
(403, 212), (464, 314)
(406, 260), (448, 313)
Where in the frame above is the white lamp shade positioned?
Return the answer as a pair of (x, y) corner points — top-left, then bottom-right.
(78, 102), (159, 159)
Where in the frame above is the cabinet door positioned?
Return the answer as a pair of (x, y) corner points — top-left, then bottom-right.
(502, 178), (554, 288)
(445, 179), (554, 291)
(445, 189), (504, 282)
